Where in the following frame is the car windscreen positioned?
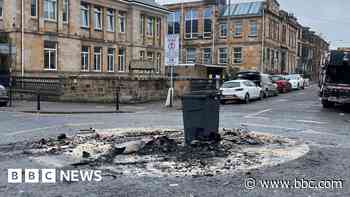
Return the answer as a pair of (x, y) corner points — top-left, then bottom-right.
(326, 65), (350, 84)
(286, 75), (298, 80)
(271, 76), (283, 81)
(222, 82), (241, 88)
(236, 73), (261, 81)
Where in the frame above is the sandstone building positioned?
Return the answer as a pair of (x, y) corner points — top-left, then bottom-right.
(164, 0), (328, 78)
(0, 0), (170, 102)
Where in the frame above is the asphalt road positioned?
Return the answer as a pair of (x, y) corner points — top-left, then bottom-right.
(0, 85), (350, 196)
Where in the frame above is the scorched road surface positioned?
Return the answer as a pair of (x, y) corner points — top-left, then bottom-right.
(0, 85), (349, 196)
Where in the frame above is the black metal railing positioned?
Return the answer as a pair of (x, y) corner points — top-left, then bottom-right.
(11, 77), (63, 96)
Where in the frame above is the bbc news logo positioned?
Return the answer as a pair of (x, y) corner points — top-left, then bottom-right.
(8, 169), (103, 183)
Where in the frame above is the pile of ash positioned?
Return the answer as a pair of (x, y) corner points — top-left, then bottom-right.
(2, 127), (302, 177)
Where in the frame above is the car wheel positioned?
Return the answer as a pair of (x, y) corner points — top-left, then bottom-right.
(322, 100), (334, 108)
(244, 94), (250, 104)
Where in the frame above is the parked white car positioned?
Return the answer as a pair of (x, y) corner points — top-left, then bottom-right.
(220, 80), (263, 104)
(286, 74), (305, 90)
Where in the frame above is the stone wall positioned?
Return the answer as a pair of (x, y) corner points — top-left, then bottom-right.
(60, 76), (168, 103)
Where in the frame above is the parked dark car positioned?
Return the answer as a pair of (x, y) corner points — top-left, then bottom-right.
(236, 71), (278, 97)
(0, 84), (8, 107)
(271, 75), (292, 93)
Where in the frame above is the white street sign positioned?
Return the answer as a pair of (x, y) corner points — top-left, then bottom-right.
(165, 34), (180, 65)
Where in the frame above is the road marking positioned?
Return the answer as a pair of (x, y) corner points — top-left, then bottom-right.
(276, 99), (289, 102)
(296, 120), (327, 124)
(244, 116), (270, 120)
(5, 126), (60, 136)
(244, 109), (272, 118)
(242, 123), (299, 131)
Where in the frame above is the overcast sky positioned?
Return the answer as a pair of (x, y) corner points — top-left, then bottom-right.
(156, 0), (350, 49)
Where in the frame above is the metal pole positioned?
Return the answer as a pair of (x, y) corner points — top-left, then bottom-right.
(9, 78), (12, 107)
(115, 86), (120, 111)
(170, 64), (174, 107)
(37, 92), (41, 112)
(261, 5), (265, 73)
(21, 0), (24, 78)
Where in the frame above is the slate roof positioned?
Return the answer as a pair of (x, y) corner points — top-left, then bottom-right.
(127, 0), (169, 11)
(220, 1), (264, 17)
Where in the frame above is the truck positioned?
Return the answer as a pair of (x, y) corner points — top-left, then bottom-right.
(320, 50), (350, 108)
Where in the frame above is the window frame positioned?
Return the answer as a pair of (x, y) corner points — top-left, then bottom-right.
(140, 50), (145, 60)
(156, 53), (161, 73)
(233, 47), (243, 64)
(107, 9), (115, 32)
(219, 23), (228, 38)
(107, 48), (115, 72)
(249, 20), (257, 37)
(44, 0), (57, 21)
(94, 7), (102, 31)
(185, 9), (198, 39)
(234, 21), (243, 37)
(31, 0), (38, 18)
(203, 48), (212, 65)
(147, 52), (154, 63)
(80, 3), (89, 28)
(186, 48), (196, 64)
(44, 41), (57, 71)
(156, 18), (161, 37)
(203, 7), (213, 38)
(218, 48), (228, 65)
(63, 0), (69, 23)
(118, 48), (126, 72)
(119, 12), (126, 33)
(167, 10), (180, 35)
(93, 47), (102, 72)
(81, 46), (89, 72)
(140, 15), (145, 35)
(146, 16), (154, 36)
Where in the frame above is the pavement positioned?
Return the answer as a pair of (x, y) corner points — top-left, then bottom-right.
(0, 100), (180, 114)
(0, 85), (349, 196)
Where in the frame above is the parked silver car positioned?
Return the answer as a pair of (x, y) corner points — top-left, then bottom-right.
(0, 85), (8, 107)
